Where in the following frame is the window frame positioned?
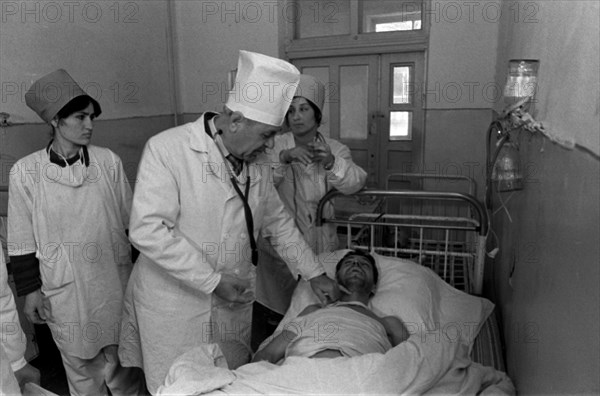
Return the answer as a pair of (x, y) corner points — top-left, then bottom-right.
(283, 0), (430, 59)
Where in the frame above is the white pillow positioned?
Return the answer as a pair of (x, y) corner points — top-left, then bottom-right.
(270, 249), (494, 353)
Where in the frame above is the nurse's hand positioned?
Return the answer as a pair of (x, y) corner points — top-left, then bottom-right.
(214, 273), (254, 305)
(308, 141), (334, 169)
(281, 147), (314, 166)
(309, 274), (341, 306)
(23, 289), (47, 324)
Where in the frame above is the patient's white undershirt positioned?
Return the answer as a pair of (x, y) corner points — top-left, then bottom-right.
(284, 301), (392, 358)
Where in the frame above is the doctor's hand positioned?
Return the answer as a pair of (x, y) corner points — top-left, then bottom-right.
(309, 274), (341, 306)
(24, 289), (48, 324)
(214, 273), (254, 305)
(15, 363), (41, 390)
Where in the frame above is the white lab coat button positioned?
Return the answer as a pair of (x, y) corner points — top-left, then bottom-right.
(240, 233), (246, 239)
(224, 233), (230, 239)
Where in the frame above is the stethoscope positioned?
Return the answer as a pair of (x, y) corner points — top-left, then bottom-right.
(204, 113), (258, 266)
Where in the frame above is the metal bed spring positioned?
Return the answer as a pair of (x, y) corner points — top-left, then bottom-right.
(316, 189), (489, 295)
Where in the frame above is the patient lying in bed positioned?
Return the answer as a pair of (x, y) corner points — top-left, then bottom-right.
(252, 250), (409, 363)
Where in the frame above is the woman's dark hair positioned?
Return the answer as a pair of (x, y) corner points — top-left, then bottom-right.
(55, 95), (97, 120)
(305, 99), (322, 125)
(335, 250), (378, 285)
(284, 97), (322, 128)
(50, 95), (99, 138)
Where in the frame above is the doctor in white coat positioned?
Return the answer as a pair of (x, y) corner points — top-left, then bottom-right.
(118, 51), (340, 394)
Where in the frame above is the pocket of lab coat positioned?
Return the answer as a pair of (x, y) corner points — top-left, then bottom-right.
(37, 244), (75, 291)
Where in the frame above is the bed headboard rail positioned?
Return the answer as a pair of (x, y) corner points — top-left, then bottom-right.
(316, 189), (489, 295)
(317, 189), (488, 234)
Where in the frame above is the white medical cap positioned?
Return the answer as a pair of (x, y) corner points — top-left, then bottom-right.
(225, 50), (300, 127)
(295, 74), (325, 113)
(25, 69), (101, 123)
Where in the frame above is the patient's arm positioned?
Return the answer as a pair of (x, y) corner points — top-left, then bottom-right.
(252, 330), (296, 364)
(252, 305), (322, 364)
(381, 316), (410, 347)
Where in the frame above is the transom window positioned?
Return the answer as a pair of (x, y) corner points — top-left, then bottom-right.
(285, 0), (428, 58)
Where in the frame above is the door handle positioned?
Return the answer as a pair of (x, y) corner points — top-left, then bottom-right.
(370, 112), (384, 135)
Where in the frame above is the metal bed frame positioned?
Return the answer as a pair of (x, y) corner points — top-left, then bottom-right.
(316, 181), (488, 295)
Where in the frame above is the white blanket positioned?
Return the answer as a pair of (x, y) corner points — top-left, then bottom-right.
(156, 334), (514, 395)
(285, 303), (391, 359)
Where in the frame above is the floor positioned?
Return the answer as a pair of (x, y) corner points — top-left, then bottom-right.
(30, 325), (70, 396)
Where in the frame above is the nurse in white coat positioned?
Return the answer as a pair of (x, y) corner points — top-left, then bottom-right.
(256, 74), (367, 315)
(118, 51), (340, 394)
(8, 69), (144, 395)
(0, 250), (41, 394)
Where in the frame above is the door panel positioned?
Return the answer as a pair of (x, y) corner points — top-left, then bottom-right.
(380, 52), (424, 189)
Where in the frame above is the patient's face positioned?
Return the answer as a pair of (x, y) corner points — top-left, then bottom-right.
(336, 255), (376, 291)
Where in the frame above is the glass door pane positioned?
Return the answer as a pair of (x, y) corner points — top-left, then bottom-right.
(340, 65), (369, 140)
(389, 111), (412, 140)
(392, 66), (411, 104)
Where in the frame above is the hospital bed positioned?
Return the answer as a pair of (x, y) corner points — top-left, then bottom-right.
(315, 172), (505, 371)
(156, 174), (514, 395)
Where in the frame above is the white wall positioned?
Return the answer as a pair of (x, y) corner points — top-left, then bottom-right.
(427, 0), (501, 109)
(423, 0), (501, 198)
(0, 0), (174, 123)
(172, 0), (281, 115)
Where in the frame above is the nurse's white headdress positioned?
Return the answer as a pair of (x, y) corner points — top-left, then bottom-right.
(226, 50), (300, 127)
(294, 74), (325, 113)
(25, 69), (101, 123)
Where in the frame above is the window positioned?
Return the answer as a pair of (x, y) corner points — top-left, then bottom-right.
(361, 0), (423, 33)
(285, 0), (429, 58)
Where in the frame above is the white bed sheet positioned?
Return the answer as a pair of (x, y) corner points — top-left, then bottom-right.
(156, 251), (515, 395)
(157, 337), (513, 395)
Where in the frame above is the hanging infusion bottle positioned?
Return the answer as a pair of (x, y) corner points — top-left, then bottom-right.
(492, 141), (523, 192)
(503, 59), (539, 106)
